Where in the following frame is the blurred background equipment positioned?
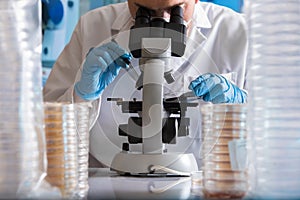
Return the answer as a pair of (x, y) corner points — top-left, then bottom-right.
(41, 0), (127, 86)
(41, 0), (80, 85)
(89, 0), (127, 10)
(200, 0), (244, 13)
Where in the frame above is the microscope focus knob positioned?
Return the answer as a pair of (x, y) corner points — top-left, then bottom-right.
(122, 143), (130, 152)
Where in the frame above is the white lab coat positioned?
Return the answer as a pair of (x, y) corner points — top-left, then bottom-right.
(43, 2), (248, 168)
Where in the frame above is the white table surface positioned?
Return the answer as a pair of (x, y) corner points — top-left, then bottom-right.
(87, 168), (203, 199)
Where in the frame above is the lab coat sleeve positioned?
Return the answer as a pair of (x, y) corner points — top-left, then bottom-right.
(43, 17), (101, 127)
(43, 16), (83, 102)
(218, 12), (248, 90)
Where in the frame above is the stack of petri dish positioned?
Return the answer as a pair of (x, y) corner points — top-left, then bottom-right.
(245, 1), (300, 199)
(44, 102), (78, 198)
(74, 102), (90, 198)
(201, 104), (248, 199)
(44, 102), (91, 199)
(0, 0), (46, 198)
(201, 103), (213, 152)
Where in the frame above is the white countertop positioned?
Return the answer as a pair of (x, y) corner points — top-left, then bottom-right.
(87, 168), (203, 199)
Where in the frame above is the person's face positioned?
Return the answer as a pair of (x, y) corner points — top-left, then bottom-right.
(128, 0), (198, 24)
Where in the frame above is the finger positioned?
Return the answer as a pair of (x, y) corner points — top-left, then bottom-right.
(99, 66), (121, 88)
(99, 51), (116, 69)
(188, 73), (217, 90)
(107, 49), (129, 68)
(115, 57), (130, 69)
(107, 62), (122, 76)
(83, 54), (107, 73)
(105, 42), (129, 58)
(206, 83), (227, 101)
(211, 93), (229, 104)
(190, 76), (219, 97)
(200, 73), (215, 81)
(90, 43), (125, 61)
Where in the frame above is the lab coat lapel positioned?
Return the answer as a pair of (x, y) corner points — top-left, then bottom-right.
(110, 8), (133, 52)
(183, 2), (212, 60)
(172, 3), (213, 77)
(184, 25), (207, 62)
(166, 26), (208, 97)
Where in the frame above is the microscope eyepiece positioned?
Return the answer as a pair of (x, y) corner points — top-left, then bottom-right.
(170, 6), (184, 24)
(135, 6), (151, 25)
(129, 5), (186, 58)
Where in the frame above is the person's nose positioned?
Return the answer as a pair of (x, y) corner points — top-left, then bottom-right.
(153, 9), (171, 19)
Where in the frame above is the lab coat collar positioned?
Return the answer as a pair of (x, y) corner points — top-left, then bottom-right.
(182, 3), (212, 65)
(193, 2), (212, 29)
(111, 4), (133, 32)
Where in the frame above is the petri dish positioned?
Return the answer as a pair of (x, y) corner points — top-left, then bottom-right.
(203, 161), (232, 171)
(203, 170), (247, 181)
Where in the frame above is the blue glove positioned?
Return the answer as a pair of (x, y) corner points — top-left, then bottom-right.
(188, 73), (247, 104)
(75, 42), (132, 100)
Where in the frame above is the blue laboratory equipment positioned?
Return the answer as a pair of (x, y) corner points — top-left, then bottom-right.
(200, 0), (243, 13)
(89, 0), (127, 10)
(42, 0), (80, 85)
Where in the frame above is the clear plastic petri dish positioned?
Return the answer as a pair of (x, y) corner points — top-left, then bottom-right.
(202, 143), (229, 154)
(254, 190), (300, 200)
(250, 127), (300, 139)
(203, 137), (235, 146)
(190, 171), (203, 187)
(255, 158), (300, 171)
(78, 168), (89, 175)
(213, 114), (247, 122)
(46, 139), (64, 146)
(203, 161), (232, 171)
(251, 118), (300, 129)
(256, 168), (300, 182)
(0, 136), (39, 145)
(254, 137), (300, 149)
(203, 170), (247, 181)
(0, 146), (39, 156)
(250, 109), (300, 120)
(209, 129), (247, 138)
(77, 151), (89, 158)
(255, 147), (300, 159)
(78, 172), (88, 178)
(203, 154), (231, 162)
(213, 104), (247, 113)
(78, 157), (89, 165)
(256, 179), (300, 193)
(213, 122), (247, 131)
(203, 179), (248, 199)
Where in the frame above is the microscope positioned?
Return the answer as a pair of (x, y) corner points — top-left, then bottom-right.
(109, 6), (199, 176)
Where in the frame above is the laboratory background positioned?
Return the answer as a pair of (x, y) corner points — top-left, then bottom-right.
(1, 0), (300, 199)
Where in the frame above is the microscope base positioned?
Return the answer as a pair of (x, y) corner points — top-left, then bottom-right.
(110, 152), (198, 176)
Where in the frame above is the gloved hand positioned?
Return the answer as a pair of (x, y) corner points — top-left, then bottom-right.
(75, 42), (132, 100)
(188, 73), (247, 104)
